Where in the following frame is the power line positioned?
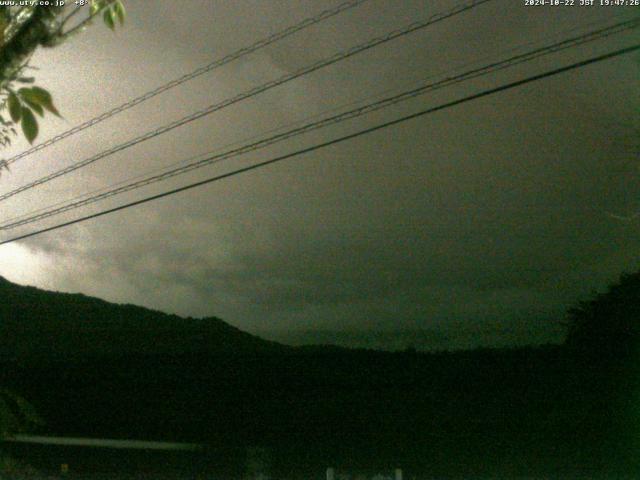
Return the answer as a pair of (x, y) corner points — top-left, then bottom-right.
(1, 43), (637, 246)
(2, 17), (637, 231)
(1, 14), (626, 228)
(0, 0), (492, 203)
(2, 0), (370, 168)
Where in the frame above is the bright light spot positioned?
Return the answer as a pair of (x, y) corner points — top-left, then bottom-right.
(0, 243), (49, 286)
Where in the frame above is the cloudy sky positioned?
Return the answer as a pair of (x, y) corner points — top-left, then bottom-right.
(0, 0), (638, 350)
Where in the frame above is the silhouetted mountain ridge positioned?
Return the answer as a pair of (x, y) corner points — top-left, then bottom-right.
(0, 272), (638, 477)
(0, 275), (286, 358)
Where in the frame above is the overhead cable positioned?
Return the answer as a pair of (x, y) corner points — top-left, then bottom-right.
(0, 0), (492, 202)
(2, 18), (637, 231)
(1, 43), (637, 246)
(2, 0), (371, 167)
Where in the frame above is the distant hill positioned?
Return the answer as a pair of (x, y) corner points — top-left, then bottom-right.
(0, 275), (286, 358)
(0, 274), (637, 477)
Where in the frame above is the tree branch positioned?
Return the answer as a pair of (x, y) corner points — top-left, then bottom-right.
(58, 0), (116, 40)
(0, 6), (64, 88)
(3, 7), (37, 45)
(58, 4), (83, 31)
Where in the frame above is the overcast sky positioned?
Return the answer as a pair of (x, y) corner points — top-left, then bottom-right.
(0, 0), (638, 350)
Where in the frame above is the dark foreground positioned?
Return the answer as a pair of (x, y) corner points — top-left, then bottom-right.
(2, 344), (639, 479)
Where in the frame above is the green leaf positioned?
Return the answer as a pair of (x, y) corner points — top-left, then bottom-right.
(90, 1), (100, 15)
(17, 77), (35, 83)
(21, 87), (60, 117)
(8, 93), (21, 123)
(23, 98), (44, 117)
(20, 86), (49, 103)
(21, 107), (38, 144)
(115, 1), (126, 25)
(103, 8), (115, 30)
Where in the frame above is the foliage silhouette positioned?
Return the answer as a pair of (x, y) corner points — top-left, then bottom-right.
(565, 269), (639, 358)
(563, 269), (640, 474)
(0, 0), (125, 158)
